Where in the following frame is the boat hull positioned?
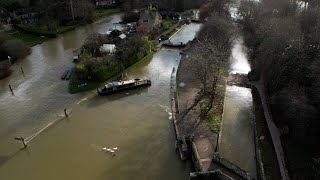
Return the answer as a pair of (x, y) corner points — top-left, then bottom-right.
(97, 81), (151, 95)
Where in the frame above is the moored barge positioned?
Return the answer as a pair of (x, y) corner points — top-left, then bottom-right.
(97, 78), (151, 95)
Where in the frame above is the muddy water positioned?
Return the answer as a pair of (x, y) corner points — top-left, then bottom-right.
(0, 18), (203, 179)
(219, 36), (257, 178)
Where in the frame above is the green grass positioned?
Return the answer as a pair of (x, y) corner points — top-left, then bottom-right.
(252, 88), (281, 180)
(162, 19), (174, 29)
(7, 29), (48, 46)
(69, 51), (155, 94)
(208, 82), (226, 134)
(123, 51), (154, 72)
(22, 23), (75, 33)
(93, 8), (122, 18)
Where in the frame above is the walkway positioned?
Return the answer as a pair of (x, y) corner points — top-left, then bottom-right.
(251, 81), (290, 180)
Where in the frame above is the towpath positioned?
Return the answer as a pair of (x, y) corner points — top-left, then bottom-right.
(251, 81), (290, 180)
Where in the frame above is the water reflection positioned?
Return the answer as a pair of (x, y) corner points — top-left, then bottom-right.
(220, 86), (256, 178)
(85, 87), (150, 108)
(219, 27), (256, 177)
(230, 37), (251, 74)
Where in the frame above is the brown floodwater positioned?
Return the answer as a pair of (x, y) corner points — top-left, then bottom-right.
(0, 15), (202, 179)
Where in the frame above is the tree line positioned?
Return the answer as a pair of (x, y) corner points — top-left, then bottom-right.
(123, 0), (206, 12)
(1, 0), (96, 25)
(238, 0), (320, 178)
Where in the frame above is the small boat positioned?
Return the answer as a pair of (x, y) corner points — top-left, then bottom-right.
(97, 78), (151, 95)
(65, 68), (74, 80)
(61, 70), (69, 80)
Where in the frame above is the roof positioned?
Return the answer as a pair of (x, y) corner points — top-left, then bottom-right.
(106, 82), (121, 88)
(99, 44), (116, 53)
(119, 34), (127, 39)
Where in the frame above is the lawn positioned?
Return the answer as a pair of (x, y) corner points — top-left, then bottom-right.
(7, 29), (48, 46)
(69, 52), (155, 94)
(93, 8), (122, 18)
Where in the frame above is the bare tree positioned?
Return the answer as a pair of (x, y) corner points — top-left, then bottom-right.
(177, 14), (234, 132)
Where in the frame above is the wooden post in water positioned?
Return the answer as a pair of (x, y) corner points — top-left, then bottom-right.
(64, 109), (68, 117)
(9, 84), (13, 95)
(21, 67), (25, 77)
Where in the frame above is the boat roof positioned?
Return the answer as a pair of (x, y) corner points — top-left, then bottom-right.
(105, 79), (146, 88)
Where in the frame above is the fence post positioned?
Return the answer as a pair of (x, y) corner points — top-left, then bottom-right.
(9, 84), (13, 95)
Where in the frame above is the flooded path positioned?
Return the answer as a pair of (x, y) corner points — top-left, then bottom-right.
(219, 36), (257, 178)
(0, 19), (202, 179)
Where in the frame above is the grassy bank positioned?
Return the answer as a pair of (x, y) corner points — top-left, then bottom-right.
(208, 81), (226, 133)
(7, 30), (49, 46)
(21, 24), (76, 34)
(9, 8), (122, 47)
(93, 8), (122, 18)
(252, 88), (281, 180)
(16, 23), (77, 37)
(162, 19), (174, 29)
(69, 51), (155, 94)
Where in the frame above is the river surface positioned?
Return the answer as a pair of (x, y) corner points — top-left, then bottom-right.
(169, 23), (202, 45)
(0, 15), (201, 179)
(219, 36), (257, 178)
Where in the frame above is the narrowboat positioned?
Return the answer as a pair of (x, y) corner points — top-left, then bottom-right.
(97, 78), (151, 95)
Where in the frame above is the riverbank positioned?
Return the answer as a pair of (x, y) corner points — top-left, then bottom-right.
(8, 8), (122, 47)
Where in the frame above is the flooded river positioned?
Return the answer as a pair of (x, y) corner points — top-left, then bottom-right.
(0, 15), (201, 179)
(169, 23), (202, 45)
(219, 36), (257, 178)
